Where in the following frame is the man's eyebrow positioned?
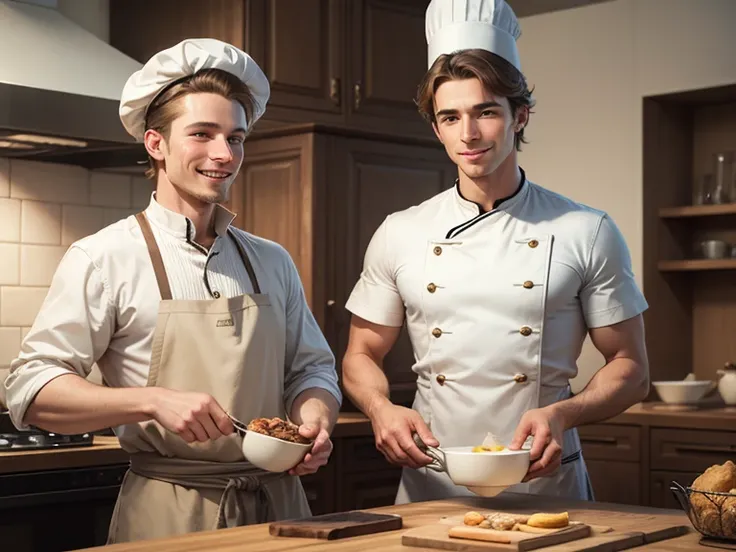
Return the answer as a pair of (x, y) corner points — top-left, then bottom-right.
(435, 101), (503, 117)
(183, 121), (247, 134)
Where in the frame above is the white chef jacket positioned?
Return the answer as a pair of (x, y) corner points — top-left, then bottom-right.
(345, 169), (648, 502)
(3, 194), (341, 432)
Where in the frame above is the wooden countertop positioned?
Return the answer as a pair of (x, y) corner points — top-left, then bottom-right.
(603, 402), (736, 431)
(76, 492), (703, 551)
(0, 436), (129, 474)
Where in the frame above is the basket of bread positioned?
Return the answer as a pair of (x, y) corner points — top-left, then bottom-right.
(670, 460), (736, 542)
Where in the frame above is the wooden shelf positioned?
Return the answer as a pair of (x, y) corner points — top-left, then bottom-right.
(659, 204), (736, 218)
(658, 258), (736, 271)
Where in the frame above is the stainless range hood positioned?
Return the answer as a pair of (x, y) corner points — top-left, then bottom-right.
(0, 0), (147, 169)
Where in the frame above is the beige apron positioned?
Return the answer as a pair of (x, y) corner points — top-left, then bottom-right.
(107, 213), (311, 544)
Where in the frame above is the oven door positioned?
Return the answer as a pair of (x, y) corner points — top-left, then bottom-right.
(0, 464), (128, 552)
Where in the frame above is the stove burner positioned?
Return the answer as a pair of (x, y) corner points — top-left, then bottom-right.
(0, 430), (94, 451)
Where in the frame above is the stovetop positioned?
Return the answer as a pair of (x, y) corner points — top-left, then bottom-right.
(0, 430), (94, 451)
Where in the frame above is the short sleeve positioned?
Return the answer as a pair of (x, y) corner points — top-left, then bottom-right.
(344, 217), (405, 327)
(580, 214), (648, 328)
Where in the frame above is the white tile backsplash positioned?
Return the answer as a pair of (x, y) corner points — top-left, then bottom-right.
(0, 158), (140, 372)
(1, 286), (49, 327)
(90, 172), (132, 208)
(0, 198), (21, 242)
(10, 160), (89, 204)
(61, 205), (105, 245)
(0, 158), (9, 197)
(132, 177), (153, 209)
(21, 200), (61, 245)
(20, 245), (67, 286)
(0, 243), (20, 285)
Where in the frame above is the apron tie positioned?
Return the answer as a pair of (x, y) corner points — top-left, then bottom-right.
(129, 453), (284, 530)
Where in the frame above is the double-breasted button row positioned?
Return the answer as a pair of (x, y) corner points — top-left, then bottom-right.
(436, 374), (446, 385)
(514, 373), (528, 383)
(528, 239), (539, 248)
(427, 283), (437, 293)
(432, 328), (443, 338)
(519, 326), (533, 336)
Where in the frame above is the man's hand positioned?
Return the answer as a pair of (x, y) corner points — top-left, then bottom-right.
(370, 402), (438, 469)
(147, 387), (234, 443)
(289, 425), (333, 476)
(508, 406), (564, 482)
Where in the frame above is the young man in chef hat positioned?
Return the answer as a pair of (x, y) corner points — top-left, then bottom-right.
(342, 0), (649, 503)
(3, 39), (341, 541)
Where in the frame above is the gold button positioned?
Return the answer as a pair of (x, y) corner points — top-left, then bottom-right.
(433, 246), (443, 256)
(514, 373), (528, 383)
(427, 283), (437, 293)
(523, 280), (534, 289)
(432, 328), (443, 338)
(436, 374), (446, 385)
(528, 239), (539, 248)
(519, 326), (532, 336)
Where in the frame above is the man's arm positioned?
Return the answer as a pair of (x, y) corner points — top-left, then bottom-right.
(5, 246), (233, 442)
(510, 315), (649, 480)
(342, 315), (438, 468)
(551, 314), (649, 429)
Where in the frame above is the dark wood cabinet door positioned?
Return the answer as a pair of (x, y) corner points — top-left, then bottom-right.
(230, 133), (321, 312)
(650, 470), (702, 510)
(336, 436), (401, 511)
(347, 0), (432, 138)
(246, 0), (345, 121)
(329, 137), (455, 406)
(584, 459), (642, 506)
(110, 0), (245, 63)
(300, 461), (337, 515)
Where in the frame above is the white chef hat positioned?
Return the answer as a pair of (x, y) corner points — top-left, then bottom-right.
(119, 38), (270, 142)
(425, 0), (522, 70)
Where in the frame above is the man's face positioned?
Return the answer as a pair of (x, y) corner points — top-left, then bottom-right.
(432, 78), (525, 180)
(153, 93), (247, 204)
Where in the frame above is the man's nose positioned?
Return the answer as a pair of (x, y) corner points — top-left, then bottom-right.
(461, 117), (480, 143)
(209, 137), (233, 162)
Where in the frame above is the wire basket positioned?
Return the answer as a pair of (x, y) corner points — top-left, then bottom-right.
(670, 481), (736, 543)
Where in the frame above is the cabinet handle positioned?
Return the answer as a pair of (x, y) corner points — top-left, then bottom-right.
(354, 82), (362, 110)
(673, 444), (736, 455)
(580, 436), (618, 445)
(327, 299), (336, 307)
(330, 77), (340, 106)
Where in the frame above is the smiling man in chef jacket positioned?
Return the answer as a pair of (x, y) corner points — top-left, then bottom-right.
(341, 0), (649, 503)
(2, 39), (342, 541)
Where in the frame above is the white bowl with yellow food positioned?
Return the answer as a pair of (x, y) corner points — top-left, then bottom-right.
(414, 435), (530, 497)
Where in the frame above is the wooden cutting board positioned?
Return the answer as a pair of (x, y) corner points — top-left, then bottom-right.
(269, 511), (402, 540)
(401, 510), (690, 552)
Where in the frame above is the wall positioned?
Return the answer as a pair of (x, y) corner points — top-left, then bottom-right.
(0, 158), (151, 389)
(516, 0), (736, 390)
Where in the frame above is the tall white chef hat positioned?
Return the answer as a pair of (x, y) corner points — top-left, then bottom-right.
(425, 0), (522, 71)
(119, 38), (270, 142)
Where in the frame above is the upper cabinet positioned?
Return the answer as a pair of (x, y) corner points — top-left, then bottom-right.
(109, 0), (432, 140)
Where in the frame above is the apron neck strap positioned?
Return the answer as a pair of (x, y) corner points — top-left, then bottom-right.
(135, 212), (173, 301)
(227, 229), (262, 295)
(135, 212), (263, 299)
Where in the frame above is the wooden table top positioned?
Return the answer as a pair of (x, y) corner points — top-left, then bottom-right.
(75, 492), (705, 551)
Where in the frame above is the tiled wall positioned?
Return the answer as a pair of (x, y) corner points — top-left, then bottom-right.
(0, 157), (152, 392)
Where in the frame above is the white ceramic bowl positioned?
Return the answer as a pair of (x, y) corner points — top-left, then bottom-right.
(241, 431), (312, 473)
(436, 446), (530, 497)
(653, 381), (715, 405)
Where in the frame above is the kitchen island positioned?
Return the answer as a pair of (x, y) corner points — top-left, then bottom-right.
(76, 492), (703, 551)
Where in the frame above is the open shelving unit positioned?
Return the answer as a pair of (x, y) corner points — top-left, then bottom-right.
(644, 83), (736, 385)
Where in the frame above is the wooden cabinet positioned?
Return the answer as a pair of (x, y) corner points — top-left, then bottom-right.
(578, 424), (642, 506)
(225, 125), (455, 406)
(109, 0), (432, 140)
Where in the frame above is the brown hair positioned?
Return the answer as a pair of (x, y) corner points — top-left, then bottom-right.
(416, 49), (535, 151)
(143, 68), (256, 179)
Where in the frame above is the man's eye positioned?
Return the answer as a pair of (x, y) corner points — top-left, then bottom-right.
(192, 132), (207, 138)
(229, 136), (245, 145)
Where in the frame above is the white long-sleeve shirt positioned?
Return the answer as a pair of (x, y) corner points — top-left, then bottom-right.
(3, 194), (341, 429)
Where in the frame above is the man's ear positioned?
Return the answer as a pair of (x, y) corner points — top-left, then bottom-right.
(143, 129), (166, 161)
(515, 106), (529, 132)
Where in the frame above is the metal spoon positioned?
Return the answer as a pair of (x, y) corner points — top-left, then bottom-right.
(227, 413), (249, 435)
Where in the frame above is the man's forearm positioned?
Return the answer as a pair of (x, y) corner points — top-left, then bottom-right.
(550, 358), (649, 430)
(289, 388), (341, 433)
(341, 351), (393, 418)
(25, 373), (156, 434)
